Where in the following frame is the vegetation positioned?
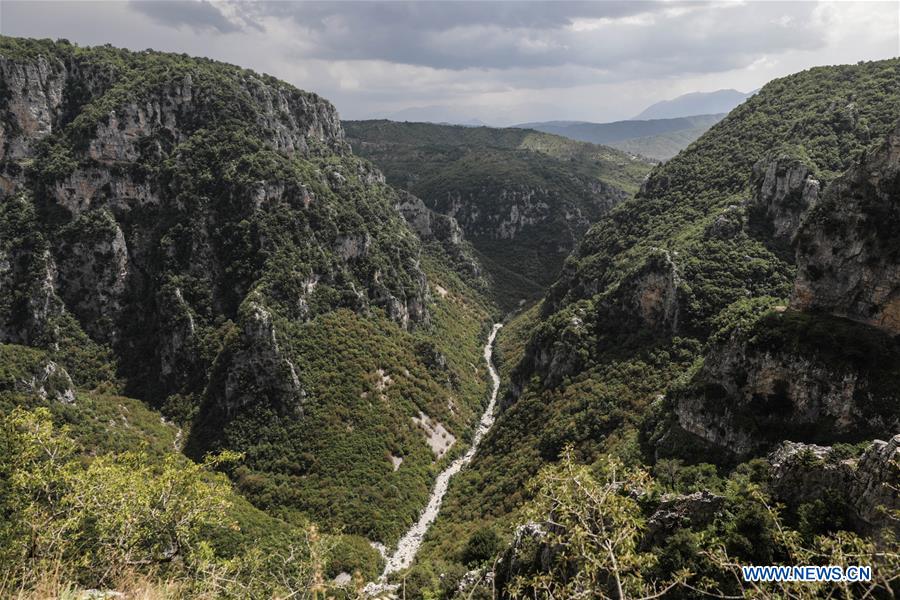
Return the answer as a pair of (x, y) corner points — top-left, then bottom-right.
(487, 448), (899, 600)
(0, 403), (395, 599)
(0, 36), (496, 594)
(345, 120), (652, 308)
(417, 57), (900, 594)
(522, 113), (725, 160)
(2, 36), (898, 599)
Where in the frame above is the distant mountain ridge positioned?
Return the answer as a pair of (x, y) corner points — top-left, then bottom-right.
(345, 120), (653, 307)
(519, 114), (724, 160)
(634, 88), (752, 119)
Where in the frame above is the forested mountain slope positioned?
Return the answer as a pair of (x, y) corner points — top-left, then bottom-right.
(345, 120), (652, 308)
(415, 58), (900, 598)
(0, 36), (498, 594)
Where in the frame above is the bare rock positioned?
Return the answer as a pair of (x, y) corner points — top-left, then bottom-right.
(792, 123), (900, 334)
(750, 155), (820, 244)
(223, 301), (305, 414)
(769, 435), (899, 533)
(644, 491), (725, 547)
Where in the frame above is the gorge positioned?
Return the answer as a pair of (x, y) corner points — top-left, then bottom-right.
(0, 33), (897, 600)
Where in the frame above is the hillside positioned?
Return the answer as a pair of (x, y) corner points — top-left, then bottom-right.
(634, 88), (752, 119)
(605, 121), (722, 160)
(2, 34), (898, 600)
(415, 58), (900, 597)
(0, 36), (498, 594)
(345, 120), (653, 308)
(518, 113), (724, 160)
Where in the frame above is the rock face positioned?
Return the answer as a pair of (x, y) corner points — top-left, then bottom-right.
(791, 124), (900, 334)
(507, 250), (681, 404)
(493, 523), (555, 597)
(644, 491), (725, 547)
(0, 54), (66, 162)
(0, 49), (344, 169)
(344, 120), (649, 306)
(440, 184), (622, 245)
(668, 312), (899, 460)
(0, 40), (430, 405)
(222, 301), (305, 415)
(24, 359), (76, 404)
(750, 155), (820, 245)
(769, 435), (900, 533)
(662, 124), (900, 461)
(396, 190), (485, 285)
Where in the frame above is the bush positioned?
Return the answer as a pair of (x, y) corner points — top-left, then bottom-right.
(461, 527), (501, 566)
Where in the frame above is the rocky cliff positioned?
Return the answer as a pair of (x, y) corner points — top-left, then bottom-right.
(663, 123), (900, 461)
(0, 37), (494, 545)
(425, 59), (900, 567)
(665, 311), (899, 460)
(0, 38), (429, 400)
(792, 123), (900, 334)
(769, 435), (899, 534)
(748, 153), (820, 249)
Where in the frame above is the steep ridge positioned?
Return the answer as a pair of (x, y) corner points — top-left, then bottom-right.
(412, 58), (900, 594)
(345, 120), (652, 308)
(0, 37), (495, 550)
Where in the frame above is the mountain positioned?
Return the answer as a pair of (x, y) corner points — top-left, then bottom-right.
(633, 88), (752, 119)
(518, 113), (724, 160)
(3, 35), (899, 600)
(0, 36), (498, 593)
(345, 120), (653, 309)
(417, 58), (900, 596)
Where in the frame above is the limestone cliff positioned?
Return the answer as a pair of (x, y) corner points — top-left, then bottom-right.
(792, 123), (900, 334)
(749, 154), (820, 247)
(662, 124), (900, 460)
(0, 39), (431, 407)
(769, 436), (899, 534)
(667, 312), (899, 459)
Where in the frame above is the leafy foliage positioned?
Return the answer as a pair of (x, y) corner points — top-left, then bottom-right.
(0, 37), (497, 555)
(421, 57), (900, 588)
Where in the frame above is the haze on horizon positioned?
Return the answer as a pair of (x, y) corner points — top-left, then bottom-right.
(1, 0), (897, 126)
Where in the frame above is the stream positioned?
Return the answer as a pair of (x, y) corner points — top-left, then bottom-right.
(378, 322), (504, 579)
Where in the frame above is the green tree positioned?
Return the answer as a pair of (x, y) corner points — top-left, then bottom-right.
(507, 446), (684, 600)
(462, 527), (502, 567)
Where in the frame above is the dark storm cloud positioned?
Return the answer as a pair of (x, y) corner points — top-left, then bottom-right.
(129, 0), (245, 33)
(5, 0), (892, 124)
(126, 1), (826, 76)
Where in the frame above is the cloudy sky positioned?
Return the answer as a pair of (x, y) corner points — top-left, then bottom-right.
(1, 1), (897, 124)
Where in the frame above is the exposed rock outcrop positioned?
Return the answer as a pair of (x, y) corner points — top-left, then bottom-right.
(662, 125), (900, 461)
(644, 491), (725, 547)
(22, 358), (76, 404)
(0, 54), (67, 161)
(791, 124), (900, 334)
(0, 42), (433, 407)
(493, 522), (555, 597)
(508, 250), (681, 404)
(750, 155), (820, 245)
(669, 312), (899, 460)
(769, 435), (899, 533)
(222, 301), (305, 415)
(0, 50), (344, 173)
(55, 210), (130, 343)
